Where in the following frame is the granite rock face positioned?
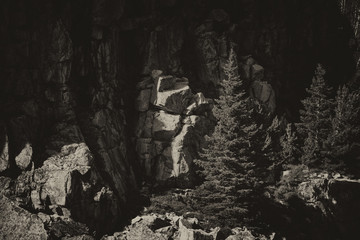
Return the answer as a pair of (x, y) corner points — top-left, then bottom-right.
(135, 71), (213, 184)
(102, 213), (268, 240)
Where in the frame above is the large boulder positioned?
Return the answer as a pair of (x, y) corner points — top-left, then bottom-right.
(32, 143), (93, 208)
(0, 195), (48, 240)
(15, 142), (33, 170)
(152, 111), (181, 141)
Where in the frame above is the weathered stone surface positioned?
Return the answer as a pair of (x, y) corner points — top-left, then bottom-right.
(136, 138), (155, 176)
(154, 141), (169, 155)
(135, 71), (213, 182)
(0, 195), (48, 240)
(171, 124), (194, 178)
(155, 148), (174, 181)
(135, 111), (154, 138)
(62, 235), (94, 240)
(179, 218), (219, 240)
(195, 32), (222, 85)
(251, 64), (265, 81)
(103, 214), (170, 240)
(136, 77), (154, 90)
(136, 89), (152, 111)
(152, 77), (193, 114)
(184, 92), (210, 115)
(0, 128), (9, 172)
(240, 56), (256, 80)
(33, 143), (93, 208)
(250, 81), (276, 112)
(157, 76), (177, 92)
(225, 227), (257, 240)
(297, 179), (328, 203)
(141, 21), (184, 75)
(151, 69), (163, 80)
(152, 111), (181, 140)
(15, 142), (33, 170)
(104, 213), (231, 240)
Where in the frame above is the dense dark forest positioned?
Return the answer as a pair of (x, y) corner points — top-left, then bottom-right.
(1, 0), (360, 239)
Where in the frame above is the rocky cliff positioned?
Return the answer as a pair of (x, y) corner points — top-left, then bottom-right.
(0, 0), (360, 239)
(135, 70), (213, 184)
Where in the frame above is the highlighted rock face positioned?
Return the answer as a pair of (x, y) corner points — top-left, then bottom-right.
(15, 143), (33, 170)
(32, 143), (92, 208)
(135, 70), (213, 184)
(152, 111), (181, 141)
(151, 76), (193, 114)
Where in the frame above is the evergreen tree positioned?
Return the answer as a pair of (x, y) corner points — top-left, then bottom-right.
(194, 47), (260, 227)
(328, 85), (360, 163)
(263, 116), (283, 158)
(297, 64), (334, 164)
(280, 123), (300, 164)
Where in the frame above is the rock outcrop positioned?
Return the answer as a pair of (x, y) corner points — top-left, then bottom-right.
(0, 189), (95, 240)
(135, 70), (213, 183)
(0, 194), (48, 240)
(102, 213), (269, 240)
(240, 56), (276, 112)
(274, 169), (360, 239)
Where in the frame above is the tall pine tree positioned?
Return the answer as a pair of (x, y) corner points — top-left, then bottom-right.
(194, 47), (260, 227)
(297, 64), (334, 165)
(328, 85), (360, 164)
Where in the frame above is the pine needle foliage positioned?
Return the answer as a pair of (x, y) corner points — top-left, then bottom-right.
(297, 64), (334, 164)
(328, 85), (360, 163)
(194, 47), (261, 228)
